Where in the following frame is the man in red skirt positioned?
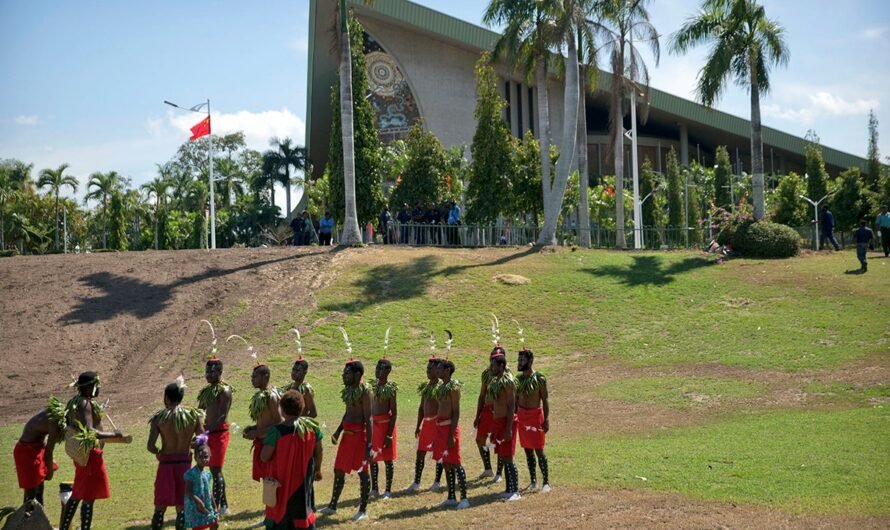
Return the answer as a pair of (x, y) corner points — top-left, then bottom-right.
(516, 348), (550, 492)
(13, 396), (65, 505)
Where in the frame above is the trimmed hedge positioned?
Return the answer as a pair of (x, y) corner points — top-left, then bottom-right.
(729, 221), (800, 259)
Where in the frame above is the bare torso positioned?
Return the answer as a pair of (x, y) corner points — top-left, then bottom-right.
(343, 386), (370, 424)
(202, 386), (232, 431)
(156, 413), (200, 455)
(517, 371), (546, 410)
(19, 409), (55, 445)
(255, 392), (283, 437)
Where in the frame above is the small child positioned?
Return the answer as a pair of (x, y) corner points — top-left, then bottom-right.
(184, 435), (219, 530)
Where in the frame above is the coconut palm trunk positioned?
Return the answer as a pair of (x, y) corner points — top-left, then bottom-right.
(537, 28), (580, 246)
(102, 195), (108, 249)
(535, 60), (553, 222)
(577, 62), (591, 248)
(612, 79), (626, 249)
(338, 1), (363, 245)
(750, 59), (765, 219)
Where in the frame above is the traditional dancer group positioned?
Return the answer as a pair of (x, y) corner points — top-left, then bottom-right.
(12, 323), (551, 530)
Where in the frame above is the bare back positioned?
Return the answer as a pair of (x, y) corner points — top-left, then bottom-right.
(19, 409), (54, 445)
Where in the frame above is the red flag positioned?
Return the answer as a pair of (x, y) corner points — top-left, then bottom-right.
(189, 116), (211, 141)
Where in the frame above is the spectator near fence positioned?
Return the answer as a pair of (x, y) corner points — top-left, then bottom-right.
(426, 204), (441, 245)
(319, 212), (335, 246)
(412, 203), (426, 244)
(379, 206), (392, 244)
(290, 213), (305, 246)
(397, 204), (411, 244)
(853, 220), (875, 272)
(821, 206), (841, 251)
(876, 206), (890, 257)
(447, 201), (461, 246)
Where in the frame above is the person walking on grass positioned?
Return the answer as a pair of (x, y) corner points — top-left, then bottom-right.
(318, 212), (335, 246)
(369, 358), (398, 499)
(516, 348), (551, 493)
(876, 206), (890, 257)
(432, 359), (470, 510)
(821, 206), (841, 251)
(854, 219), (875, 272)
(405, 357), (444, 493)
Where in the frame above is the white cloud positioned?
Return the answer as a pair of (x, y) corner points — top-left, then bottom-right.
(289, 34), (308, 54)
(763, 90), (879, 124)
(859, 26), (888, 41)
(15, 115), (39, 126)
(168, 108), (305, 152)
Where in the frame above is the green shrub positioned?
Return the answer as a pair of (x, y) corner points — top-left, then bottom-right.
(0, 249), (18, 258)
(733, 221), (800, 258)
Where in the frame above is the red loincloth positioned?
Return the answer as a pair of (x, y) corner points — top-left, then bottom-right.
(207, 424), (229, 468)
(371, 413), (397, 462)
(154, 453), (191, 507)
(252, 439), (266, 481)
(13, 440), (57, 490)
(416, 416), (437, 453)
(491, 415), (519, 458)
(72, 448), (110, 501)
(334, 422), (369, 474)
(433, 421), (461, 465)
(517, 406), (546, 450)
(475, 406), (495, 440)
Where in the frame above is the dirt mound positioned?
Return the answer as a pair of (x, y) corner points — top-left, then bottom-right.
(0, 247), (336, 423)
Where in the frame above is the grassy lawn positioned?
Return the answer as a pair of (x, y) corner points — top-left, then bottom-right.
(1, 248), (887, 528)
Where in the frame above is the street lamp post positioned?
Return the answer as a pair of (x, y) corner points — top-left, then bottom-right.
(164, 98), (216, 250)
(629, 89), (642, 250)
(684, 170), (698, 249)
(800, 184), (833, 251)
(639, 189), (656, 248)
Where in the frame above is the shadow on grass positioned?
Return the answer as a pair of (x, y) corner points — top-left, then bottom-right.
(60, 249), (334, 324)
(321, 247), (539, 313)
(844, 268), (866, 275)
(583, 255), (713, 286)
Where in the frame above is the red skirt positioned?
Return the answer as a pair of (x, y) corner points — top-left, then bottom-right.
(207, 424), (229, 468)
(14, 440), (56, 490)
(371, 413), (396, 462)
(476, 406), (495, 440)
(517, 406), (546, 450)
(433, 422), (461, 465)
(417, 416), (437, 453)
(334, 422), (369, 474)
(491, 416), (519, 458)
(154, 453), (191, 507)
(73, 449), (110, 501)
(252, 439), (266, 481)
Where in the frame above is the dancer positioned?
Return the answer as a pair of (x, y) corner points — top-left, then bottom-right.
(183, 436), (219, 530)
(243, 365), (283, 483)
(13, 396), (65, 506)
(147, 380), (205, 529)
(516, 348), (550, 493)
(320, 360), (372, 521)
(405, 356), (444, 492)
(488, 351), (520, 501)
(370, 358), (398, 498)
(432, 359), (469, 509)
(260, 390), (323, 530)
(196, 357), (233, 515)
(60, 372), (123, 530)
(282, 356), (317, 418)
(474, 345), (508, 481)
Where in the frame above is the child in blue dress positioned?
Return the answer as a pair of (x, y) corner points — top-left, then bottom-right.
(184, 435), (219, 530)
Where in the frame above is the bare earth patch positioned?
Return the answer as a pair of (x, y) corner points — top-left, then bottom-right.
(493, 273), (530, 285)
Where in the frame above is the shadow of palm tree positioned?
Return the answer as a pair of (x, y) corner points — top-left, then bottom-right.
(583, 255), (713, 287)
(61, 251), (324, 324)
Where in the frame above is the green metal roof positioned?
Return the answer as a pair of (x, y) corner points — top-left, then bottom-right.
(307, 0), (867, 174)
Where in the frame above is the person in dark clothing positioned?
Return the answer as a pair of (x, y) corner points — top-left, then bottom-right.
(412, 203), (426, 245)
(379, 206), (393, 245)
(290, 214), (305, 246)
(821, 206), (841, 251)
(853, 220), (875, 272)
(426, 205), (441, 245)
(397, 204), (411, 244)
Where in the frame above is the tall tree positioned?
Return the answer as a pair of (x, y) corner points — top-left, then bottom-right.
(37, 163), (79, 251)
(772, 172), (808, 226)
(142, 167), (172, 250)
(0, 160), (34, 250)
(804, 130), (829, 203)
(510, 131), (545, 222)
(327, 15), (385, 232)
(264, 137), (306, 217)
(590, 0), (660, 248)
(665, 147), (683, 229)
(213, 158), (244, 208)
(85, 171), (122, 249)
(866, 110), (881, 192)
(714, 145), (733, 208)
(467, 54), (515, 224)
(831, 167), (867, 232)
(670, 0), (789, 220)
(389, 125), (450, 215)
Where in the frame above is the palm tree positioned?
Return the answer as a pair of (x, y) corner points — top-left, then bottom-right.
(142, 167), (172, 250)
(670, 0), (788, 220)
(588, 0), (660, 248)
(169, 166), (193, 211)
(37, 163), (79, 251)
(214, 158), (245, 207)
(484, 0), (559, 229)
(0, 161), (34, 250)
(85, 171), (122, 249)
(264, 137), (306, 217)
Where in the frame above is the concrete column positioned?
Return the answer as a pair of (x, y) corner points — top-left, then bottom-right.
(679, 123), (689, 165)
(519, 83), (528, 137)
(510, 82), (519, 137)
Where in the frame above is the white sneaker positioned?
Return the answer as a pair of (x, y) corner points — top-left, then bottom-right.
(352, 511), (368, 521)
(404, 482), (420, 493)
(319, 506), (337, 515)
(504, 492), (522, 502)
(524, 481), (538, 492)
(498, 490), (512, 499)
(456, 499), (470, 510)
(218, 506), (229, 516)
(541, 484), (551, 493)
(493, 474), (502, 483)
(477, 469), (494, 479)
(429, 481), (441, 491)
(438, 498), (459, 508)
(381, 491), (392, 499)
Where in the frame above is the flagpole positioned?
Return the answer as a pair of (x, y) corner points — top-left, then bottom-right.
(207, 98), (216, 250)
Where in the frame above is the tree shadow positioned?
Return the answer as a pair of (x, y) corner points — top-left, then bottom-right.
(583, 255), (714, 287)
(60, 251), (320, 324)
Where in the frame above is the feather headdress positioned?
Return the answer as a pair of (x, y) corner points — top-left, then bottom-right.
(200, 320), (219, 360)
(226, 334), (260, 365)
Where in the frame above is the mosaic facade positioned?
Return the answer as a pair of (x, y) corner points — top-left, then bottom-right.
(363, 32), (421, 143)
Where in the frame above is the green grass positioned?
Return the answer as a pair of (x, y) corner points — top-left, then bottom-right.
(549, 406), (890, 515)
(804, 382), (890, 405)
(594, 376), (767, 408)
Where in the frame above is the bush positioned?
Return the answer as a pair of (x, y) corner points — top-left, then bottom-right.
(732, 221), (800, 258)
(0, 249), (18, 258)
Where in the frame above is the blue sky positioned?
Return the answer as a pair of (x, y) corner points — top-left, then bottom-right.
(1, 0), (888, 209)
